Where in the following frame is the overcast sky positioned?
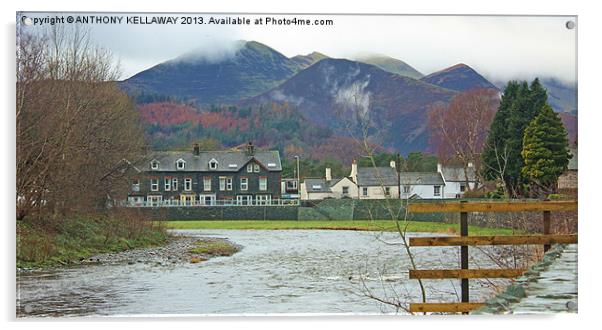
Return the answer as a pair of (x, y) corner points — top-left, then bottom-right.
(20, 13), (577, 83)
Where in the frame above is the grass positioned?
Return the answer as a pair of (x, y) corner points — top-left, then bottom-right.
(188, 239), (239, 256)
(164, 220), (518, 236)
(17, 216), (169, 269)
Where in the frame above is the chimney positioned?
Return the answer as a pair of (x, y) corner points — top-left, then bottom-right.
(325, 168), (332, 181)
(437, 163), (442, 173)
(246, 141), (255, 156)
(350, 160), (358, 182)
(390, 160), (396, 169)
(193, 143), (200, 156)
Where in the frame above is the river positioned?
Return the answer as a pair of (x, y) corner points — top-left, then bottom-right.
(17, 229), (506, 316)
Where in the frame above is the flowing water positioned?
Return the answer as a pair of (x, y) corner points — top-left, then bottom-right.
(16, 230), (505, 317)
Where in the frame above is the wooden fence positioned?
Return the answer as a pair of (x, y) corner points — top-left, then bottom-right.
(406, 200), (578, 314)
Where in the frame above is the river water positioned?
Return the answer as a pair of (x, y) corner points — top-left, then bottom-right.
(17, 230), (505, 317)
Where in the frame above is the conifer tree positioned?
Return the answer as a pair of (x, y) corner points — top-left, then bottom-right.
(482, 78), (549, 197)
(521, 104), (571, 197)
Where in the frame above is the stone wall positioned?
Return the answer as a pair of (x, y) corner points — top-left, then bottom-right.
(136, 206), (298, 220)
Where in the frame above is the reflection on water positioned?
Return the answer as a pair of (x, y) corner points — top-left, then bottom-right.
(17, 230), (504, 316)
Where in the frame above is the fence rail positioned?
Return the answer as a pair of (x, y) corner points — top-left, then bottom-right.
(407, 199), (578, 314)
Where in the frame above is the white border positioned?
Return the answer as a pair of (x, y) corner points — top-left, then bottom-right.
(3, 0), (601, 329)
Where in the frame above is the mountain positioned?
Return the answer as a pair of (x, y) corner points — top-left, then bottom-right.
(540, 78), (577, 115)
(422, 63), (498, 92)
(120, 41), (300, 105)
(354, 54), (423, 79)
(245, 58), (456, 155)
(291, 52), (329, 69)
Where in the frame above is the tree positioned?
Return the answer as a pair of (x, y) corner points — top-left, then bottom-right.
(521, 104), (571, 197)
(482, 79), (548, 197)
(428, 88), (498, 189)
(16, 26), (146, 221)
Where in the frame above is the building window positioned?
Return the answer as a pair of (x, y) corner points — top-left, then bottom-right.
(226, 177), (233, 191)
(132, 179), (140, 192)
(254, 164), (260, 173)
(147, 195), (162, 206)
(209, 159), (218, 170)
(256, 195), (271, 205)
(342, 186), (349, 195)
(181, 194), (194, 206)
(237, 195), (252, 206)
(176, 159), (185, 170)
(240, 177), (248, 191)
(150, 160), (159, 170)
(203, 177), (211, 191)
(434, 185), (441, 196)
(286, 180), (298, 190)
(150, 178), (159, 191)
(259, 177), (267, 191)
(199, 194), (215, 206)
(362, 187), (368, 196)
(385, 187), (391, 196)
(219, 177), (226, 191)
(403, 185), (410, 194)
(460, 184), (466, 192)
(164, 177), (171, 191)
(247, 163), (253, 173)
(184, 178), (192, 191)
(172, 178), (178, 191)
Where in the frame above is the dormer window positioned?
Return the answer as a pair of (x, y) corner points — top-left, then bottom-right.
(150, 160), (159, 170)
(176, 159), (186, 170)
(209, 158), (218, 170)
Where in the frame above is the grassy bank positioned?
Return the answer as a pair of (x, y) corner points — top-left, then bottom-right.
(164, 220), (518, 235)
(17, 216), (169, 269)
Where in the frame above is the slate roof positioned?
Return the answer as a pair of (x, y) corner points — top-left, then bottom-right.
(304, 178), (332, 193)
(439, 165), (477, 182)
(303, 177), (348, 193)
(399, 172), (445, 185)
(141, 150), (282, 172)
(356, 167), (398, 186)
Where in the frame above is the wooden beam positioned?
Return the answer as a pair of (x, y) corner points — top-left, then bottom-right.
(409, 269), (525, 279)
(409, 234), (578, 246)
(407, 200), (577, 213)
(410, 302), (485, 313)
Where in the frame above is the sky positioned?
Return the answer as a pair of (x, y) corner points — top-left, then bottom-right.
(18, 13), (577, 83)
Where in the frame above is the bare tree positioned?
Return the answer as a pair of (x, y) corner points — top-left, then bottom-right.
(16, 26), (146, 222)
(428, 88), (498, 191)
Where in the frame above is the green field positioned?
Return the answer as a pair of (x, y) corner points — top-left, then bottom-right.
(163, 220), (518, 236)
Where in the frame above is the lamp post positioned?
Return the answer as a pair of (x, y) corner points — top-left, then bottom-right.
(294, 156), (300, 190)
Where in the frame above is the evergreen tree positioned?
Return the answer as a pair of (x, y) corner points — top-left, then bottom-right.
(521, 104), (571, 197)
(481, 78), (549, 197)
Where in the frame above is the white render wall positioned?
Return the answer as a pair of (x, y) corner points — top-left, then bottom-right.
(330, 178), (358, 199)
(443, 181), (478, 198)
(400, 184), (444, 199)
(358, 185), (400, 199)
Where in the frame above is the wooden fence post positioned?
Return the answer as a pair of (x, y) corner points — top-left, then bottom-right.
(543, 210), (551, 252)
(460, 202), (469, 311)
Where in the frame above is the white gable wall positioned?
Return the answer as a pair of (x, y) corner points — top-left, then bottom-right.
(401, 184), (445, 199)
(443, 181), (478, 198)
(330, 177), (358, 199)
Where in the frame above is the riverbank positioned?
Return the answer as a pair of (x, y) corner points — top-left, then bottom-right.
(81, 235), (241, 266)
(17, 216), (169, 269)
(163, 220), (517, 235)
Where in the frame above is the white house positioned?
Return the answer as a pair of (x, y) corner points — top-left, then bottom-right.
(300, 167), (358, 200)
(399, 172), (446, 199)
(352, 161), (400, 199)
(437, 163), (479, 198)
